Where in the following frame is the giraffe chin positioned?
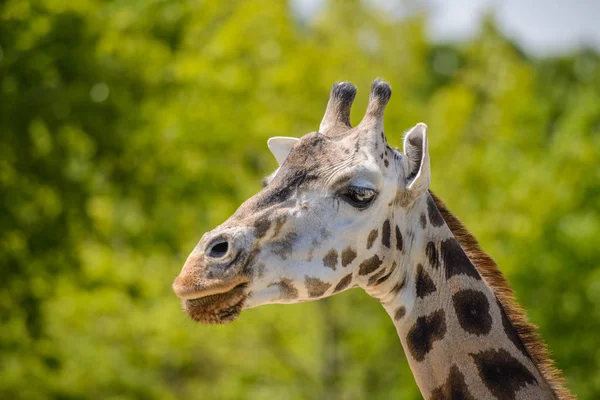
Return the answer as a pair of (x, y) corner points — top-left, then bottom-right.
(182, 283), (248, 324)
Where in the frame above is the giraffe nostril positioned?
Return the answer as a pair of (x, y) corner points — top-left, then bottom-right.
(208, 240), (229, 259)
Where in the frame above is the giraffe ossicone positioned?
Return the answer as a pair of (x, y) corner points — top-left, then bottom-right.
(172, 79), (572, 399)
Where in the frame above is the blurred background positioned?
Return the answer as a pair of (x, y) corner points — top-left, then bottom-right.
(1, 0), (599, 399)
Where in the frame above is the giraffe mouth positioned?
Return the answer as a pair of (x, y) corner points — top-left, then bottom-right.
(182, 282), (249, 324)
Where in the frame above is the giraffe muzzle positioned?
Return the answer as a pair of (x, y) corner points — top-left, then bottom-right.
(172, 228), (254, 323)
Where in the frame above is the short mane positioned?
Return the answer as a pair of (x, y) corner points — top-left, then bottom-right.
(430, 191), (573, 400)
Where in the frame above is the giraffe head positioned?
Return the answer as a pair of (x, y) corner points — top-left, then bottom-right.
(172, 79), (431, 323)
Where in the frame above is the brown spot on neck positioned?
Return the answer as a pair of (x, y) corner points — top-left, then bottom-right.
(358, 255), (383, 276)
(440, 238), (481, 281)
(425, 241), (439, 269)
(305, 276), (331, 297)
(381, 220), (391, 248)
(415, 264), (436, 298)
(395, 225), (403, 251)
(341, 247), (357, 267)
(470, 348), (538, 400)
(322, 249), (338, 270)
(394, 306), (406, 320)
(426, 194), (444, 227)
(452, 289), (492, 336)
(367, 229), (378, 249)
(333, 274), (353, 293)
(406, 309), (447, 362)
(430, 365), (475, 400)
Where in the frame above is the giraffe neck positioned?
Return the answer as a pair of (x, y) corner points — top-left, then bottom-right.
(376, 194), (557, 399)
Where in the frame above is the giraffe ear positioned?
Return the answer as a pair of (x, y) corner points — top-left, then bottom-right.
(403, 123), (430, 194)
(267, 137), (299, 166)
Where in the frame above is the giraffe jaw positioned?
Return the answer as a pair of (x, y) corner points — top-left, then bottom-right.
(181, 282), (249, 324)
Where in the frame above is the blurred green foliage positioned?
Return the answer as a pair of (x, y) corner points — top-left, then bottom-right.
(1, 0), (599, 399)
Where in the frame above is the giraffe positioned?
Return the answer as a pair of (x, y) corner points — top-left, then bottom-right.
(172, 79), (573, 399)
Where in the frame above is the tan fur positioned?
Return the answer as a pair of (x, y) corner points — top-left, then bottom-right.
(430, 191), (574, 400)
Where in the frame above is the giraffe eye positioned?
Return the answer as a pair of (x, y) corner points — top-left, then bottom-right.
(342, 186), (377, 209)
